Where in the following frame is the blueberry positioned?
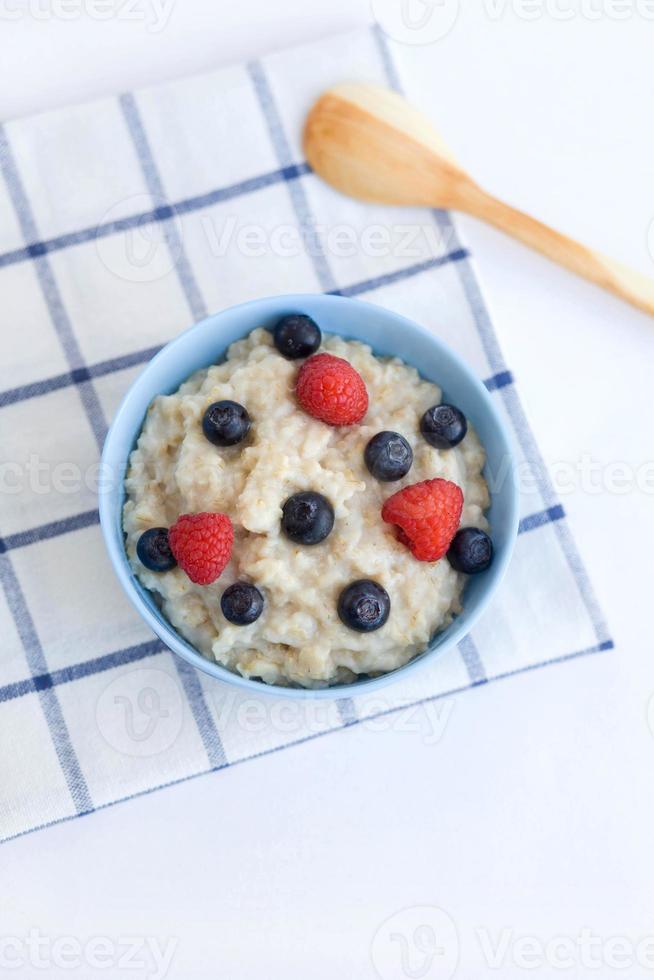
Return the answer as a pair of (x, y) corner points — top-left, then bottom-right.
(364, 431), (413, 482)
(420, 404), (467, 449)
(221, 582), (264, 625)
(202, 400), (251, 447)
(281, 491), (334, 545)
(273, 314), (322, 360)
(447, 528), (493, 574)
(136, 527), (177, 572)
(338, 579), (390, 633)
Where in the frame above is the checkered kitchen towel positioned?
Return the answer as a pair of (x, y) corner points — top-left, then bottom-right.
(0, 26), (612, 842)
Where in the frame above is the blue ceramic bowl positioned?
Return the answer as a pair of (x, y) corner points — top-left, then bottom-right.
(100, 294), (519, 699)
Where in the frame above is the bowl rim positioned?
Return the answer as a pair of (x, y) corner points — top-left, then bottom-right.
(99, 293), (520, 700)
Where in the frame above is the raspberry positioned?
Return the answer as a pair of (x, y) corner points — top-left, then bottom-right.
(169, 513), (234, 585)
(296, 353), (368, 426)
(381, 479), (463, 562)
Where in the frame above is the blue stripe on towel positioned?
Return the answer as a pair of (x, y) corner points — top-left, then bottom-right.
(119, 92), (208, 323)
(0, 555), (93, 814)
(0, 126), (108, 451)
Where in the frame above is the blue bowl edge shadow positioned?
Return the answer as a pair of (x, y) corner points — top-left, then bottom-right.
(99, 293), (520, 701)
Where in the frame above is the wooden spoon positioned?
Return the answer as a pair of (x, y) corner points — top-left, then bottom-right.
(304, 82), (654, 318)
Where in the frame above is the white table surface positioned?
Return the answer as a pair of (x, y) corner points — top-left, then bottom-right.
(2, 3), (653, 978)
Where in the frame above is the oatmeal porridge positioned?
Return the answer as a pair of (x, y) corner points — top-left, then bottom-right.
(123, 317), (491, 688)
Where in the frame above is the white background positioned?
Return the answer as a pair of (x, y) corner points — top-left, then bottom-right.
(2, 2), (654, 978)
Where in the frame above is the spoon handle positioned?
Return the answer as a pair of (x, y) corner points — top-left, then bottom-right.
(460, 184), (654, 318)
